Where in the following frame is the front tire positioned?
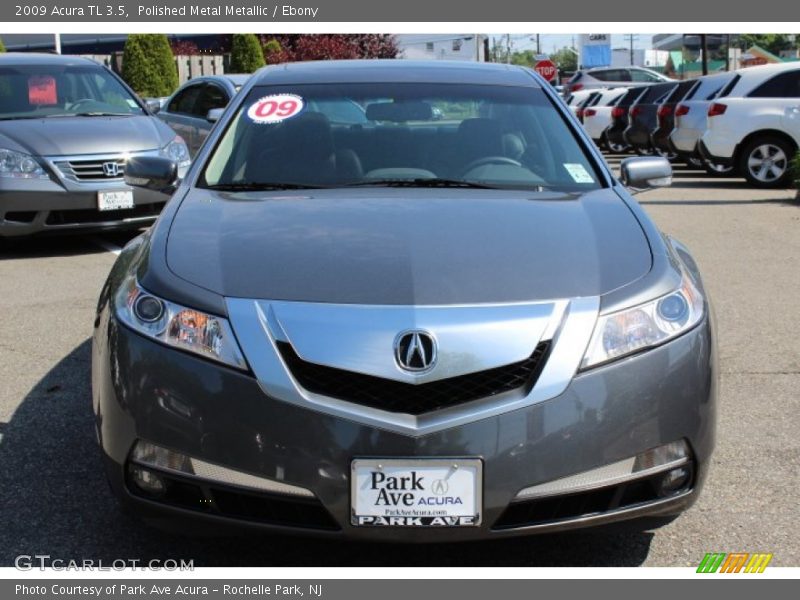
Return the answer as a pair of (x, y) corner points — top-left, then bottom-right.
(738, 136), (795, 188)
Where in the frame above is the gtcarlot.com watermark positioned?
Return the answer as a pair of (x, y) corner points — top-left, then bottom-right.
(14, 554), (194, 571)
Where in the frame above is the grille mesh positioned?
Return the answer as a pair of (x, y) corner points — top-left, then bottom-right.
(277, 340), (551, 415)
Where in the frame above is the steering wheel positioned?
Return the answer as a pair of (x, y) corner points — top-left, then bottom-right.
(461, 156), (522, 176)
(69, 98), (100, 111)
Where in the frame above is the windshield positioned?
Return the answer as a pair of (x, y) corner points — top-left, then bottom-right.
(0, 64), (144, 119)
(202, 82), (603, 192)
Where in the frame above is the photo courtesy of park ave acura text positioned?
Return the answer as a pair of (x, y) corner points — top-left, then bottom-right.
(0, 28), (798, 569)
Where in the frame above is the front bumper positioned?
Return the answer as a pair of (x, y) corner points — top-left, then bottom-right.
(93, 312), (717, 541)
(0, 178), (167, 237)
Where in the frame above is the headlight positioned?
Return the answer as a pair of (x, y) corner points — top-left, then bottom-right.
(581, 270), (704, 370)
(161, 136), (191, 168)
(0, 148), (49, 179)
(114, 277), (247, 370)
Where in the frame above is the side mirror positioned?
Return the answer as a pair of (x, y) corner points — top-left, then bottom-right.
(145, 99), (162, 114)
(206, 108), (225, 123)
(619, 156), (672, 191)
(125, 156), (178, 195)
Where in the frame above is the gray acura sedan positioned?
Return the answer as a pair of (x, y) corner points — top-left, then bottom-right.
(0, 53), (190, 237)
(92, 60), (717, 541)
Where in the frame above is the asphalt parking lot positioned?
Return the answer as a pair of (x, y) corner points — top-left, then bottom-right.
(0, 159), (798, 567)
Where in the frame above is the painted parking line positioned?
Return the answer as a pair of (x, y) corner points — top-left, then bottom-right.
(90, 237), (123, 256)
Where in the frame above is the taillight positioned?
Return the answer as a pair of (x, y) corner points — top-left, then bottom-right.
(576, 108), (585, 119)
(708, 102), (727, 117)
(657, 104), (674, 118)
(675, 104), (690, 117)
(630, 106), (642, 118)
(611, 106), (627, 119)
(571, 83), (584, 92)
(584, 108), (597, 117)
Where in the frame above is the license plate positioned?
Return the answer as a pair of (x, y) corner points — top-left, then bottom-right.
(97, 190), (134, 211)
(351, 458), (482, 527)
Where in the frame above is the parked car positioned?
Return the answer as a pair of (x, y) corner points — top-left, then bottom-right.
(0, 53), (189, 238)
(94, 60), (715, 540)
(670, 71), (738, 175)
(624, 82), (680, 157)
(156, 74), (251, 156)
(564, 66), (673, 95)
(582, 87), (629, 146)
(652, 80), (701, 164)
(565, 89), (594, 117)
(698, 62), (800, 188)
(605, 86), (647, 152)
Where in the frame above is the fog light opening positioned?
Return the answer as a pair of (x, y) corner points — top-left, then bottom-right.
(128, 464), (166, 497)
(657, 466), (692, 497)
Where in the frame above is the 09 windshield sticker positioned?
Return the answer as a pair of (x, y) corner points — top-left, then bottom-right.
(247, 94), (305, 124)
(563, 163), (595, 183)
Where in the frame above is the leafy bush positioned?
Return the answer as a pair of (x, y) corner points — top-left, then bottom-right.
(121, 34), (178, 97)
(230, 34), (265, 73)
(792, 151), (800, 191)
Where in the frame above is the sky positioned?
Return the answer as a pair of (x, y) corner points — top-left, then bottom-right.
(499, 34), (655, 54)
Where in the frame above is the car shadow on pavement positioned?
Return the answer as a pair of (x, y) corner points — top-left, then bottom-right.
(0, 341), (654, 568)
(0, 231), (142, 260)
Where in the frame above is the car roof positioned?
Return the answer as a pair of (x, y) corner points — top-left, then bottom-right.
(0, 52), (100, 67)
(250, 59), (541, 87)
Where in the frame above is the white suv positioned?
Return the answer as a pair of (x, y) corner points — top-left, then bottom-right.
(698, 63), (800, 187)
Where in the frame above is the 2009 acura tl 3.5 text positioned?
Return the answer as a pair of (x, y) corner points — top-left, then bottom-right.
(92, 60), (716, 541)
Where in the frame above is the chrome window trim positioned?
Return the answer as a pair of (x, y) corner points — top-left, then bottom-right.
(226, 296), (600, 436)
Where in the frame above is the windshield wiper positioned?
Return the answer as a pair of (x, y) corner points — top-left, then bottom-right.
(343, 177), (496, 189)
(205, 182), (326, 191)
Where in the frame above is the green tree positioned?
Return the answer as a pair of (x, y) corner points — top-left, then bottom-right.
(121, 34), (177, 97)
(551, 47), (578, 73)
(739, 34), (794, 56)
(510, 49), (537, 67)
(230, 34), (265, 73)
(0, 37), (6, 53)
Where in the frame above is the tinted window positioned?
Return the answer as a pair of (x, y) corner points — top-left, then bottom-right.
(618, 87), (646, 107)
(640, 83), (676, 103)
(683, 74), (734, 101)
(666, 80), (698, 103)
(167, 84), (203, 115)
(0, 63), (142, 118)
(749, 71), (800, 98)
(203, 82), (603, 192)
(631, 69), (662, 83)
(606, 93), (626, 106)
(193, 84), (228, 117)
(717, 74), (741, 98)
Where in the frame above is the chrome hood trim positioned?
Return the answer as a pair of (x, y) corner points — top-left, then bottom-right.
(226, 297), (599, 436)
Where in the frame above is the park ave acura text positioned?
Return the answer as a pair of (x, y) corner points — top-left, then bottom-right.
(92, 60), (717, 540)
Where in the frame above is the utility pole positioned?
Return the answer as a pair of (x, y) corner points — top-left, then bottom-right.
(624, 34), (639, 66)
(701, 34), (708, 75)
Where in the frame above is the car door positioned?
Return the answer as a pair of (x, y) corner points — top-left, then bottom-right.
(189, 83), (231, 155)
(159, 82), (205, 151)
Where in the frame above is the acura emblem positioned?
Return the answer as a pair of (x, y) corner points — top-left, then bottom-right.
(395, 330), (437, 372)
(102, 161), (120, 177)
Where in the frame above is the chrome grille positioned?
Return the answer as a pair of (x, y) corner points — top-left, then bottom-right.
(54, 157), (126, 182)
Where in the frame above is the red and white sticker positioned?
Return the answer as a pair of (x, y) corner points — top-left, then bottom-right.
(247, 94), (305, 124)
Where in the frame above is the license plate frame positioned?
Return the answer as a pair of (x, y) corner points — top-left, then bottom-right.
(351, 458), (482, 527)
(97, 190), (134, 212)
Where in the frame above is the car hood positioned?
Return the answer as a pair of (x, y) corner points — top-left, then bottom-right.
(165, 188), (651, 305)
(0, 115), (166, 156)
